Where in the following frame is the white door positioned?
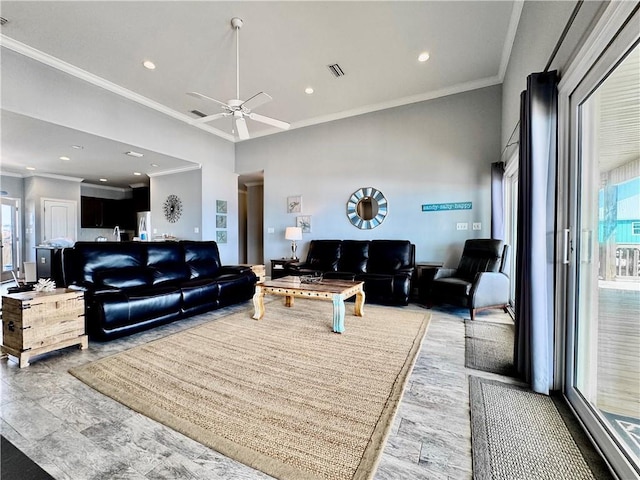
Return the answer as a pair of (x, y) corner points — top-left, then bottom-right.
(42, 199), (77, 242)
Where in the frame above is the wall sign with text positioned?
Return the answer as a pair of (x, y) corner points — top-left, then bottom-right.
(422, 202), (472, 212)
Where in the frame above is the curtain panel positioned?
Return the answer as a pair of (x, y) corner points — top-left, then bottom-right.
(491, 161), (505, 239)
(514, 71), (558, 395)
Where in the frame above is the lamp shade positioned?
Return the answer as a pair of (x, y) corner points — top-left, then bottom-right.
(285, 227), (303, 241)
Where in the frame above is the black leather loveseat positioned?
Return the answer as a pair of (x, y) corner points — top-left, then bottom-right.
(284, 240), (415, 305)
(61, 241), (257, 340)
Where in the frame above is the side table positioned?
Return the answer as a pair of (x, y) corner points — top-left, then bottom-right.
(1, 288), (88, 368)
(270, 258), (293, 279)
(414, 262), (444, 304)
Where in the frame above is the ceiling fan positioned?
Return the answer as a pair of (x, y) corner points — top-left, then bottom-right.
(187, 17), (290, 140)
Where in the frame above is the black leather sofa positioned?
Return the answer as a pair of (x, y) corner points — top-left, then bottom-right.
(284, 240), (415, 305)
(61, 241), (257, 340)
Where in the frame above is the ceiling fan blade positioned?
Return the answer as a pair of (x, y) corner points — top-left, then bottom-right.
(190, 112), (229, 125)
(235, 116), (250, 140)
(248, 112), (291, 130)
(187, 91), (228, 108)
(241, 92), (272, 111)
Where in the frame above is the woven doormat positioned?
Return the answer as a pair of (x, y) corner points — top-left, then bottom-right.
(469, 376), (612, 480)
(465, 320), (514, 376)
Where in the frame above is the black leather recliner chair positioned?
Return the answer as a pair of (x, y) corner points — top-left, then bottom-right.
(429, 239), (510, 319)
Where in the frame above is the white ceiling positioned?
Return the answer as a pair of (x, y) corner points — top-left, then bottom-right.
(0, 1), (520, 187)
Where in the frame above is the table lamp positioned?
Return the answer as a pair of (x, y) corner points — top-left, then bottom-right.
(285, 227), (303, 260)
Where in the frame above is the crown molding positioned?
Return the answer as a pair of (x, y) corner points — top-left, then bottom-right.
(30, 172), (84, 183)
(146, 163), (202, 178)
(0, 35), (235, 143)
(80, 183), (130, 192)
(0, 170), (25, 178)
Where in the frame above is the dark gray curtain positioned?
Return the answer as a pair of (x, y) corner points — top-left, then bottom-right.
(491, 161), (505, 239)
(514, 71), (558, 395)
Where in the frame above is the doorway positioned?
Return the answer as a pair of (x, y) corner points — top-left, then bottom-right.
(1, 197), (20, 282)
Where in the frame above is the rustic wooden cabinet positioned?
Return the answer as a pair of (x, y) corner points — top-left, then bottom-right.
(1, 289), (87, 367)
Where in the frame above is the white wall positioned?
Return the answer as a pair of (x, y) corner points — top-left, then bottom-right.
(2, 48), (239, 260)
(501, 1), (606, 155)
(151, 169), (202, 242)
(236, 85), (502, 272)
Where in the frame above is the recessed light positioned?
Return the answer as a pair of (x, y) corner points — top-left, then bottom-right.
(150, 163), (159, 167)
(305, 87), (314, 95)
(59, 156), (70, 161)
(126, 151), (144, 158)
(143, 60), (156, 70)
(99, 178), (108, 182)
(71, 145), (83, 150)
(133, 172), (142, 176)
(26, 166), (36, 171)
(418, 52), (430, 62)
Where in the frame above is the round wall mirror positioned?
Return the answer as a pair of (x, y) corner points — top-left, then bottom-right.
(346, 187), (388, 229)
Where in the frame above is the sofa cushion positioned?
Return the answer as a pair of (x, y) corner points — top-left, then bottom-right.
(337, 240), (369, 273)
(306, 240), (342, 272)
(182, 241), (222, 279)
(93, 267), (151, 289)
(72, 242), (144, 285)
(367, 240), (413, 274)
(180, 278), (219, 309)
(91, 285), (182, 330)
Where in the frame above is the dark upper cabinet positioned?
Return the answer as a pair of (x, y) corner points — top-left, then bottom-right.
(81, 196), (137, 229)
(132, 187), (150, 212)
(81, 196), (104, 227)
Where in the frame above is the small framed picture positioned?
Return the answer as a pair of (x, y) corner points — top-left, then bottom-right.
(296, 215), (311, 233)
(216, 215), (227, 229)
(287, 195), (302, 214)
(216, 200), (228, 214)
(216, 230), (227, 244)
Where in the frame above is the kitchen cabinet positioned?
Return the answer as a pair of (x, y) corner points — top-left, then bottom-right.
(81, 196), (136, 229)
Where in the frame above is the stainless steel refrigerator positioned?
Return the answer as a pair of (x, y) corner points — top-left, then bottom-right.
(136, 211), (151, 241)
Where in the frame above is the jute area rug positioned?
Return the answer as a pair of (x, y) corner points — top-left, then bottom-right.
(465, 320), (514, 376)
(469, 376), (612, 480)
(70, 299), (430, 480)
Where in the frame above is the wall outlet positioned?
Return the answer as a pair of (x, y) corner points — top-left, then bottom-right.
(267, 227), (275, 234)
(456, 222), (468, 231)
(153, 228), (158, 234)
(473, 222), (481, 230)
(194, 227), (199, 233)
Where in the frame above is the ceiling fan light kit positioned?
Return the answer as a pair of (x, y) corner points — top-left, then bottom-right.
(188, 17), (290, 140)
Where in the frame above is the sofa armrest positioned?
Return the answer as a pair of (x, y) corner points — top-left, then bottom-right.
(433, 268), (456, 280)
(284, 261), (307, 272)
(470, 272), (510, 308)
(394, 267), (414, 278)
(219, 265), (253, 275)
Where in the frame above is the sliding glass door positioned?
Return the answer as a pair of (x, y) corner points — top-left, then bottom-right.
(564, 18), (639, 478)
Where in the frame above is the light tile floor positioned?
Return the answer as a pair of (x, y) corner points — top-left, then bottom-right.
(0, 299), (516, 480)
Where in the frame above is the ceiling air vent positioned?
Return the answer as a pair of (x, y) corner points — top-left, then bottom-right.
(327, 63), (345, 78)
(190, 110), (208, 118)
(0, 17), (8, 26)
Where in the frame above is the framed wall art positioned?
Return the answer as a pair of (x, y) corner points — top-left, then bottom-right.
(216, 215), (227, 229)
(287, 195), (302, 214)
(216, 200), (228, 214)
(296, 215), (311, 233)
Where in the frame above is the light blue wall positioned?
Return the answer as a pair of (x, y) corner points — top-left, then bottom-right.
(236, 85), (502, 273)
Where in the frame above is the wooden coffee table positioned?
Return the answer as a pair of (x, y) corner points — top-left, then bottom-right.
(252, 276), (365, 333)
